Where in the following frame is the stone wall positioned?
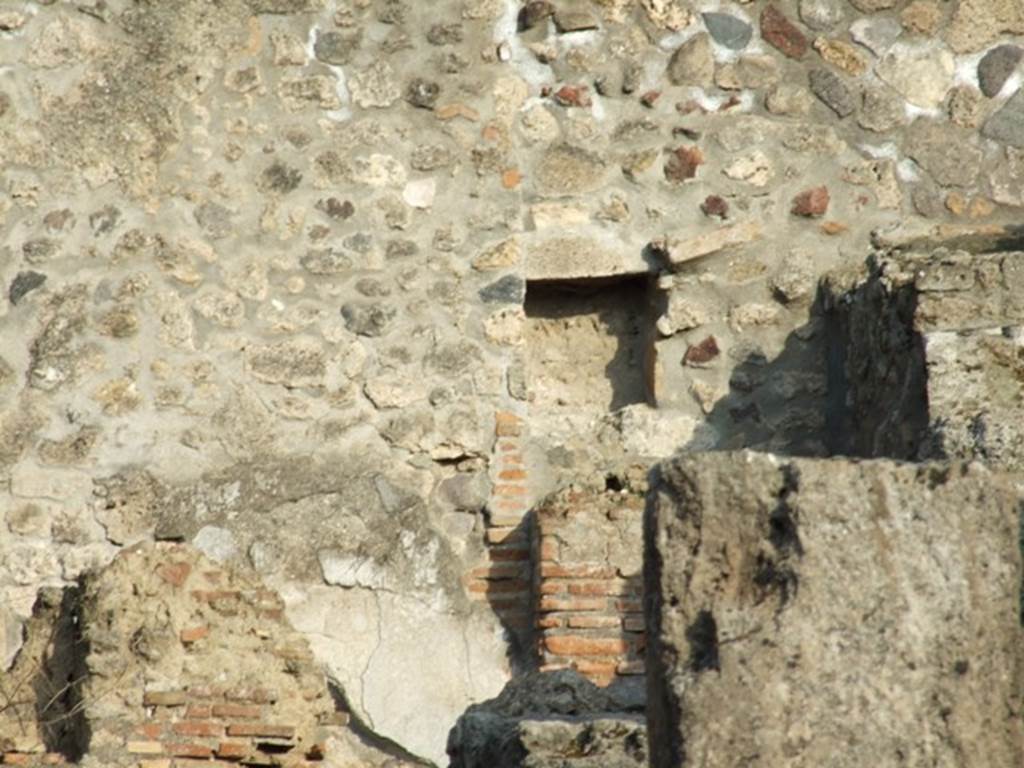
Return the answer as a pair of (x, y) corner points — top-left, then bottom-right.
(645, 451), (1024, 768)
(2, 542), (421, 768)
(5, 0), (1024, 763)
(824, 246), (1024, 466)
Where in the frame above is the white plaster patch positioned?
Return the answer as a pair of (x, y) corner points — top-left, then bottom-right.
(494, 0), (553, 88)
(858, 142), (900, 160)
(897, 158), (923, 182)
(402, 178), (436, 209)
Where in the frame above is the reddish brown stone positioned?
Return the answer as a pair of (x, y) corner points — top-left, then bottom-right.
(156, 561), (192, 588)
(791, 186), (830, 217)
(553, 84), (591, 107)
(640, 90), (661, 107)
(760, 4), (808, 60)
(701, 195), (729, 218)
(664, 146), (705, 183)
(684, 336), (720, 366)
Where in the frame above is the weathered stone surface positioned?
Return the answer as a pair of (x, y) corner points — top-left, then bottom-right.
(667, 32), (714, 86)
(534, 144), (607, 196)
(824, 249), (1024, 466)
(653, 221), (763, 269)
(448, 670), (645, 768)
(906, 120), (982, 187)
(875, 43), (955, 109)
(946, 0), (1024, 53)
(646, 451), (1024, 768)
(808, 68), (855, 117)
(983, 89), (1024, 147)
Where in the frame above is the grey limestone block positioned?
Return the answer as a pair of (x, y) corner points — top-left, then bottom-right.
(645, 450), (1024, 768)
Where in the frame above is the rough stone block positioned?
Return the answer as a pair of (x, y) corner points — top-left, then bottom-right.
(824, 248), (1024, 467)
(646, 451), (1024, 767)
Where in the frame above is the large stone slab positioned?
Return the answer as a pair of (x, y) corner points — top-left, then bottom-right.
(645, 451), (1024, 768)
(823, 248), (1024, 466)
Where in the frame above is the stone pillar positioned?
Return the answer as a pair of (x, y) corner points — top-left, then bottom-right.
(645, 451), (1024, 767)
(824, 248), (1024, 466)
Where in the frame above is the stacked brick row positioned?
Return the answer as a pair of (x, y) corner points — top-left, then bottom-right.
(532, 484), (646, 687)
(465, 411), (532, 637)
(0, 752), (73, 765)
(125, 685), (333, 767)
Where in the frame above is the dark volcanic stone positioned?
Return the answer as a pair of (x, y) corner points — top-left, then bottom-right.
(808, 68), (856, 117)
(479, 275), (526, 304)
(701, 195), (729, 218)
(9, 271), (47, 305)
(260, 162), (303, 194)
(517, 1), (553, 32)
(406, 78), (440, 109)
(978, 45), (1023, 98)
(702, 12), (752, 50)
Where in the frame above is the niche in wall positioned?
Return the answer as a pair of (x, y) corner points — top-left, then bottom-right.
(523, 275), (653, 412)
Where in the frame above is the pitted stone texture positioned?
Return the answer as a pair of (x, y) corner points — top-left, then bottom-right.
(447, 670), (646, 768)
(646, 451), (1024, 768)
(823, 249), (1024, 467)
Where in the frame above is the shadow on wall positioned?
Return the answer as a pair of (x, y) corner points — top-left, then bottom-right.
(685, 295), (832, 458)
(0, 586), (91, 762)
(482, 510), (538, 677)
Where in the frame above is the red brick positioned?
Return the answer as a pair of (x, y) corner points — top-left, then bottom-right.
(468, 563), (527, 580)
(226, 723), (295, 739)
(216, 741), (250, 760)
(567, 615), (622, 629)
(538, 537), (559, 561)
(485, 527), (523, 545)
(137, 722), (164, 739)
(615, 598), (643, 613)
(488, 546), (529, 562)
(498, 468), (527, 481)
(497, 440), (520, 451)
(212, 704), (262, 720)
(568, 580), (632, 597)
(225, 687), (277, 704)
(466, 579), (531, 595)
(494, 411), (522, 437)
(570, 658), (620, 678)
(144, 690), (187, 707)
(172, 721), (222, 737)
(500, 452), (524, 464)
(538, 579), (567, 595)
(493, 484), (527, 497)
(2, 754), (33, 765)
(539, 596), (607, 613)
(488, 596), (533, 612)
(167, 743), (214, 759)
(544, 635), (628, 657)
(156, 561), (192, 587)
(536, 615), (563, 629)
(179, 626), (209, 644)
(539, 563), (615, 579)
